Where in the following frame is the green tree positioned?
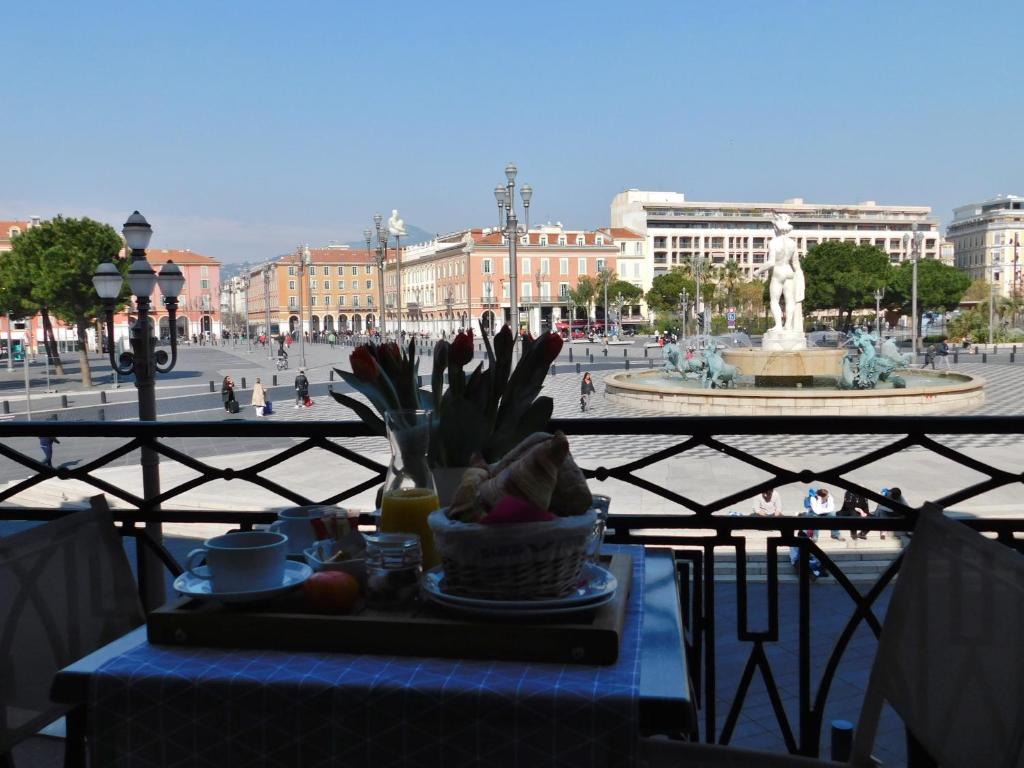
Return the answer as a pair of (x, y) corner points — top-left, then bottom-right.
(645, 269), (695, 316)
(886, 259), (971, 315)
(3, 217), (123, 386)
(606, 279), (643, 303)
(962, 278), (991, 302)
(802, 241), (891, 330)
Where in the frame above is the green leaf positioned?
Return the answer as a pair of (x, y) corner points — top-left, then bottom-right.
(328, 390), (386, 434)
(337, 369), (400, 416)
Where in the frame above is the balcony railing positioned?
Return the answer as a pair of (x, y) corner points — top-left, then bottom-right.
(1, 415), (1022, 761)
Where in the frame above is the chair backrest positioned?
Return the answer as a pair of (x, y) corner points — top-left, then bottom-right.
(0, 505), (144, 753)
(851, 509), (1024, 767)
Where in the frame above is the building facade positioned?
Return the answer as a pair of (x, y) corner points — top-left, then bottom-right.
(610, 190), (942, 283)
(1, 218), (42, 357)
(392, 225), (619, 336)
(247, 245), (378, 337)
(947, 194), (1023, 298)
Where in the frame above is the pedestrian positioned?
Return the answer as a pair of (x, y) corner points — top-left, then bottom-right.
(222, 376), (238, 413)
(840, 489), (871, 539)
(872, 487), (908, 540)
(328, 332), (336, 349)
(936, 337), (951, 369)
(810, 487), (844, 541)
(580, 371), (596, 412)
(789, 531), (827, 580)
(751, 488), (783, 516)
(294, 368), (310, 408)
(252, 377), (267, 416)
(39, 418), (59, 468)
(922, 344), (936, 369)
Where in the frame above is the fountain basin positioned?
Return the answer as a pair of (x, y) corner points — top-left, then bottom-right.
(721, 347), (845, 386)
(605, 369), (985, 416)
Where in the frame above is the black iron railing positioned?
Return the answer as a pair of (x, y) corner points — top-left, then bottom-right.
(2, 415), (1022, 760)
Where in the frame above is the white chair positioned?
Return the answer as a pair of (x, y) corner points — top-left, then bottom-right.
(638, 509), (1024, 767)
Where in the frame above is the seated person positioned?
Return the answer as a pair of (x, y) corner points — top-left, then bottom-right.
(751, 489), (783, 516)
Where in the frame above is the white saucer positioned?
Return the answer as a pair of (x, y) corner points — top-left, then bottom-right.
(173, 561), (312, 604)
(422, 562), (618, 618)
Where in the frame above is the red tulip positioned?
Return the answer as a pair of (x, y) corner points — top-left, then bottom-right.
(540, 332), (563, 365)
(350, 345), (381, 382)
(451, 330), (474, 366)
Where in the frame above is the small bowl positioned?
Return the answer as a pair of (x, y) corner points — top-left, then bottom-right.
(304, 539), (367, 587)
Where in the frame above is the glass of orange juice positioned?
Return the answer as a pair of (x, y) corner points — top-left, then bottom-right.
(380, 409), (441, 569)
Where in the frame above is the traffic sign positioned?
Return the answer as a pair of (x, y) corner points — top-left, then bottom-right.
(727, 310), (737, 329)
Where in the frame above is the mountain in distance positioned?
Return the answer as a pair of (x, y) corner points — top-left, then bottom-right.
(344, 223), (438, 249)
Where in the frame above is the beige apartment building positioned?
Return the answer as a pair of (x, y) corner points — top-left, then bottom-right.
(947, 194), (1023, 298)
(610, 190), (942, 283)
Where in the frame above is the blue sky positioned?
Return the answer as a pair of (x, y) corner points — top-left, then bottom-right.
(3, 0), (1020, 262)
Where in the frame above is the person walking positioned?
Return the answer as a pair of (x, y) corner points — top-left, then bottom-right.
(294, 369), (310, 408)
(252, 377), (267, 416)
(39, 419), (59, 468)
(936, 337), (951, 369)
(222, 376), (238, 413)
(580, 371), (596, 412)
(328, 332), (336, 349)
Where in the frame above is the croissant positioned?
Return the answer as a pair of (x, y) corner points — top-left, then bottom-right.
(477, 432), (569, 512)
(448, 466), (490, 522)
(491, 432), (592, 516)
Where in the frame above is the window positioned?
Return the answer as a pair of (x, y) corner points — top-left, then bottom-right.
(200, 279), (210, 289)
(353, 295), (360, 307)
(522, 258), (531, 274)
(503, 258), (510, 274)
(502, 282), (509, 298)
(201, 266), (209, 277)
(288, 280), (296, 290)
(324, 295), (332, 306)
(366, 265), (372, 274)
(559, 258), (568, 275)
(323, 280), (330, 290)
(540, 282), (550, 298)
(288, 266), (296, 276)
(560, 282), (569, 297)
(578, 258), (586, 274)
(339, 295), (346, 306)
(310, 280), (317, 290)
(365, 279), (372, 289)
(351, 266), (358, 275)
(320, 266), (327, 276)
(520, 235), (529, 245)
(338, 266), (344, 275)
(539, 235), (548, 246)
(367, 296), (373, 306)
(310, 296), (317, 306)
(540, 258), (550, 274)
(522, 283), (532, 298)
(576, 236), (585, 246)
(596, 259), (605, 272)
(558, 235), (566, 246)
(596, 236), (604, 245)
(289, 296), (297, 309)
(483, 258), (492, 274)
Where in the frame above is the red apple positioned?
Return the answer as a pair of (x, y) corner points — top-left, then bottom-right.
(303, 571), (360, 614)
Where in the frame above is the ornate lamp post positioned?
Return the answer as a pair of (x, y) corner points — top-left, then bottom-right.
(566, 295), (575, 337)
(874, 286), (885, 342)
(365, 228), (385, 338)
(240, 274), (252, 353)
(616, 291), (624, 337)
(295, 245), (312, 368)
(903, 231), (923, 360)
(494, 163), (530, 341)
(261, 262), (276, 359)
(373, 214), (392, 338)
(521, 184), (533, 235)
(483, 276), (494, 333)
(679, 289), (689, 337)
(445, 291), (454, 334)
(93, 211), (185, 609)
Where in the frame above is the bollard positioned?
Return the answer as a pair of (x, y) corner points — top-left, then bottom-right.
(329, 370), (334, 381)
(602, 348), (608, 357)
(625, 358), (630, 370)
(209, 381), (215, 392)
(100, 391), (107, 404)
(648, 358), (653, 368)
(273, 375), (278, 386)
(830, 720), (853, 762)
(983, 353), (987, 363)
(98, 408), (105, 421)
(644, 348), (648, 357)
(576, 362), (581, 375)
(550, 364), (556, 376)
(994, 345), (998, 355)
(2, 401), (8, 414)
(1012, 352), (1016, 364)
(241, 377), (246, 389)
(623, 349), (628, 358)
(61, 395), (68, 408)
(569, 348), (573, 362)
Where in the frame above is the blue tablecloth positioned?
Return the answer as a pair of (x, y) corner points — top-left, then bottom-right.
(89, 546), (645, 767)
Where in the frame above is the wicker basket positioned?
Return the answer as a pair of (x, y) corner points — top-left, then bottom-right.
(427, 508), (597, 599)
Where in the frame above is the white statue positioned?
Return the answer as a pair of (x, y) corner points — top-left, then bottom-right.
(388, 209), (407, 238)
(753, 213), (804, 333)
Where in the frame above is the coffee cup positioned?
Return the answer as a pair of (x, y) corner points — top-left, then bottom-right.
(269, 505), (327, 555)
(586, 494), (612, 563)
(185, 531), (287, 592)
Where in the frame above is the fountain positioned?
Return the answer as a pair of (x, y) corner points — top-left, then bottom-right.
(606, 214), (985, 416)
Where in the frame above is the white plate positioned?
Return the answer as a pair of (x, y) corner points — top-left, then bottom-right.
(173, 561), (313, 604)
(423, 587), (616, 618)
(422, 562), (617, 613)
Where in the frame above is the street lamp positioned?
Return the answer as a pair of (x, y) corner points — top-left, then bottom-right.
(374, 215), (394, 338)
(93, 211), (184, 609)
(615, 292), (624, 338)
(261, 262), (277, 359)
(445, 290), (454, 334)
(874, 286), (886, 342)
(521, 184), (533, 235)
(483, 277), (494, 333)
(679, 289), (689, 338)
(364, 228), (385, 338)
(240, 274), (252, 353)
(494, 163), (528, 342)
(296, 244), (312, 368)
(903, 231), (924, 360)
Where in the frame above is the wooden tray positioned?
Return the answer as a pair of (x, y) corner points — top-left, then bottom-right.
(147, 553), (632, 665)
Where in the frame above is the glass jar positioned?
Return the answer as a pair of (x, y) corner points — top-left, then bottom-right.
(380, 409), (441, 569)
(365, 533), (422, 608)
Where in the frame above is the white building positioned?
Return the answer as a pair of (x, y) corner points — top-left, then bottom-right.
(947, 194), (1023, 298)
(610, 189), (942, 282)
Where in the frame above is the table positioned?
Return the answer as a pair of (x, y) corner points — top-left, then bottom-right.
(52, 548), (693, 766)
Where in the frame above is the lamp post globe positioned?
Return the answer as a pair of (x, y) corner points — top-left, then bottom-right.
(122, 211), (153, 253)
